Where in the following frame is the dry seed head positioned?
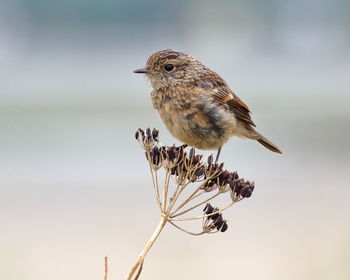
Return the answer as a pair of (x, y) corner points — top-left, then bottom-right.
(203, 203), (228, 233)
(136, 128), (255, 234)
(136, 128), (159, 150)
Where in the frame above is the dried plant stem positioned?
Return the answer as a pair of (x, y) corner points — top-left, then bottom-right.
(104, 256), (108, 280)
(167, 181), (190, 211)
(170, 184), (203, 215)
(154, 172), (160, 203)
(171, 192), (221, 218)
(168, 221), (204, 236)
(169, 201), (235, 221)
(124, 217), (167, 280)
(133, 261), (143, 280)
(162, 169), (171, 212)
(147, 153), (162, 210)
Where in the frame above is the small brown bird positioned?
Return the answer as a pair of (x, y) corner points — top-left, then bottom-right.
(134, 49), (282, 162)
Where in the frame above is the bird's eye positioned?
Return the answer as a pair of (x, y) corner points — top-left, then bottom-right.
(164, 64), (174, 72)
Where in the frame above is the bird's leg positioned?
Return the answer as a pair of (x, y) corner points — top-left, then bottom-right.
(215, 147), (222, 164)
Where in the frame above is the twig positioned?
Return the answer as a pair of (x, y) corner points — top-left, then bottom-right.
(168, 221), (204, 236)
(132, 261), (143, 280)
(169, 201), (235, 221)
(171, 192), (221, 218)
(104, 256), (108, 280)
(124, 218), (167, 280)
(147, 151), (162, 210)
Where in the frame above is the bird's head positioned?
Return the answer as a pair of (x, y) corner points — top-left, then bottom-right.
(134, 49), (204, 89)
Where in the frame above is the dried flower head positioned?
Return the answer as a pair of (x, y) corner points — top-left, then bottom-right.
(127, 128), (255, 280)
(135, 128), (255, 234)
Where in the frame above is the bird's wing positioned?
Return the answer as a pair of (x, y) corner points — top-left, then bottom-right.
(195, 72), (256, 127)
(224, 93), (256, 127)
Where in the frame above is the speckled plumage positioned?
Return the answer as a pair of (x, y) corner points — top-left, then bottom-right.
(134, 49), (282, 154)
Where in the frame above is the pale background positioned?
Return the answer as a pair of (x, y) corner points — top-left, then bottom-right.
(1, 0), (350, 279)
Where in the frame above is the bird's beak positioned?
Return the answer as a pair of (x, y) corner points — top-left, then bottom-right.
(133, 68), (149, 74)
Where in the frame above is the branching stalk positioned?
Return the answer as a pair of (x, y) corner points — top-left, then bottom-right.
(128, 128), (256, 279)
(169, 201), (235, 221)
(171, 192), (221, 218)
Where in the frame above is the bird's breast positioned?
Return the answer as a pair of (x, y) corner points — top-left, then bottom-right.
(151, 88), (237, 149)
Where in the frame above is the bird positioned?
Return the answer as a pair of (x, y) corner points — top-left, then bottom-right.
(134, 49), (282, 162)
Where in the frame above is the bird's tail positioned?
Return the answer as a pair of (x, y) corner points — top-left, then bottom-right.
(251, 131), (282, 154)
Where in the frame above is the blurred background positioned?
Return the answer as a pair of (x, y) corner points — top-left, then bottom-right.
(1, 0), (349, 279)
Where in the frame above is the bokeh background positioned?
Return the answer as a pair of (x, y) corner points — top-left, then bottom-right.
(1, 1), (350, 279)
